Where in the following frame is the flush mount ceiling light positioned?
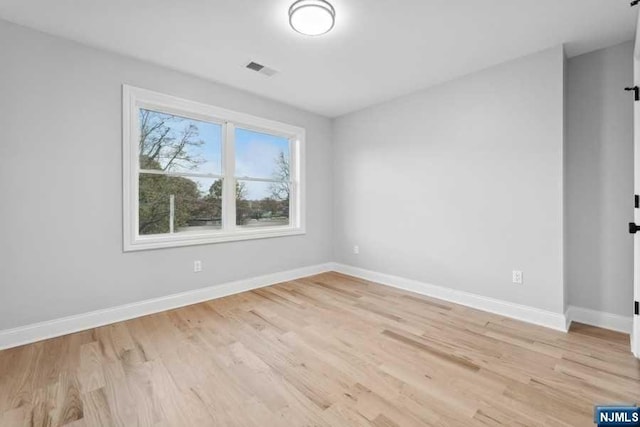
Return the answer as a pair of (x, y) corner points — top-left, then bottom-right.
(289, 0), (335, 36)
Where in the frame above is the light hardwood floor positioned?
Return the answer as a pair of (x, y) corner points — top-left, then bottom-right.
(0, 272), (638, 426)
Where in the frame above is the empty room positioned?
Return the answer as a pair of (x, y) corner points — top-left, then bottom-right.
(1, 0), (640, 426)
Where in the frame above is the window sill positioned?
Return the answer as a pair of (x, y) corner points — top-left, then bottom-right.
(123, 227), (305, 252)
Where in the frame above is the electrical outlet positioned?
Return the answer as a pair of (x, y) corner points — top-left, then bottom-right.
(353, 245), (360, 255)
(194, 260), (202, 273)
(512, 270), (523, 284)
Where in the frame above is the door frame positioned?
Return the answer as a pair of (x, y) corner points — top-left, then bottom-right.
(633, 9), (640, 358)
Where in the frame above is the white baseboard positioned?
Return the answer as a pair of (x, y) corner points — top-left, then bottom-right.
(565, 305), (632, 334)
(329, 263), (568, 332)
(0, 263), (333, 351)
(5, 262), (630, 351)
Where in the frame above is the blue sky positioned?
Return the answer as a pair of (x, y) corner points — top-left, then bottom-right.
(141, 110), (289, 200)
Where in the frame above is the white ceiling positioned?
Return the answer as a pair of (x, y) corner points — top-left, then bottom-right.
(0, 0), (636, 117)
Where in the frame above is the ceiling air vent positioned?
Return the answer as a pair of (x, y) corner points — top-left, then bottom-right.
(245, 61), (278, 77)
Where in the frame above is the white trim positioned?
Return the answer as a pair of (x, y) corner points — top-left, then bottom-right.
(329, 263), (569, 332)
(223, 122), (236, 233)
(0, 263), (332, 351)
(565, 306), (633, 334)
(122, 84), (306, 252)
(11, 265), (634, 351)
(139, 169), (225, 179)
(634, 17), (640, 358)
(130, 228), (306, 251)
(129, 86), (304, 138)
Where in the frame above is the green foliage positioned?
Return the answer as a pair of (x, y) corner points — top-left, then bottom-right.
(139, 173), (202, 235)
(235, 155), (291, 225)
(137, 109), (291, 233)
(209, 179), (250, 225)
(137, 110), (219, 235)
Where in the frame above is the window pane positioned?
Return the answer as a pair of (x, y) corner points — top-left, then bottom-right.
(139, 109), (222, 175)
(235, 128), (290, 180)
(236, 180), (289, 228)
(139, 174), (222, 235)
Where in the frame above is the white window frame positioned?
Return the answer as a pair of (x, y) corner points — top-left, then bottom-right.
(123, 85), (306, 251)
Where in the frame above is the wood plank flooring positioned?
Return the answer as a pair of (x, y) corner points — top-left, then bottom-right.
(0, 272), (638, 426)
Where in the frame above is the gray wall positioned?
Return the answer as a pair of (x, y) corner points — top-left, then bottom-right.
(0, 20), (333, 330)
(566, 41), (634, 317)
(333, 47), (566, 314)
(1, 17), (633, 332)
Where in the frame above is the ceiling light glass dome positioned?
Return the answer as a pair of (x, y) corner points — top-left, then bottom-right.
(289, 0), (335, 36)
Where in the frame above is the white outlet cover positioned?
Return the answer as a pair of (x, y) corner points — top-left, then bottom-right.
(512, 270), (523, 284)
